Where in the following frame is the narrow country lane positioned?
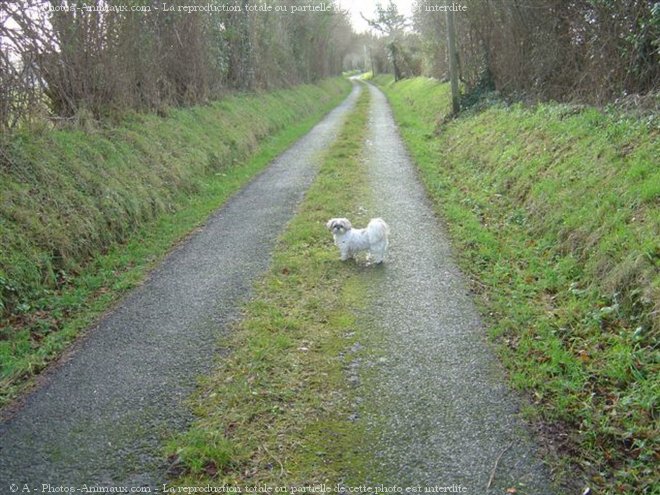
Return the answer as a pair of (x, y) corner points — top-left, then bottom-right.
(357, 83), (557, 494)
(0, 84), (361, 488)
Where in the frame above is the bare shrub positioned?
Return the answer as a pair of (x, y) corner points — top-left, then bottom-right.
(411, 0), (660, 104)
(0, 0), (355, 129)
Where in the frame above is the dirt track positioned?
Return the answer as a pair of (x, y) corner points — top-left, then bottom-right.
(0, 82), (556, 493)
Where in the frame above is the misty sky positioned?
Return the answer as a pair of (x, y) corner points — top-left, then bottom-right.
(337, 0), (416, 33)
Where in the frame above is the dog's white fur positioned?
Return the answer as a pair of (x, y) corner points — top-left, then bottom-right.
(326, 217), (389, 264)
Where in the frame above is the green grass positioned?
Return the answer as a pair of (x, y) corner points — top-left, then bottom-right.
(373, 75), (659, 494)
(166, 87), (374, 486)
(0, 78), (352, 409)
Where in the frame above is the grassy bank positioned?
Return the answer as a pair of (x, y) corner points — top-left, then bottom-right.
(166, 88), (373, 485)
(373, 75), (658, 493)
(0, 78), (352, 408)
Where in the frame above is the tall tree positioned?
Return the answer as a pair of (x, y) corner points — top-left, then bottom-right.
(362, 1), (407, 81)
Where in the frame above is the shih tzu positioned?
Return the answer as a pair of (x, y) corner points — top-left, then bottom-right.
(326, 217), (390, 264)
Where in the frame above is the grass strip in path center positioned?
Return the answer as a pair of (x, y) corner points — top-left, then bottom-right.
(166, 86), (374, 486)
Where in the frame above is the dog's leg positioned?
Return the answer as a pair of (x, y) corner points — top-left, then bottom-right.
(370, 242), (386, 264)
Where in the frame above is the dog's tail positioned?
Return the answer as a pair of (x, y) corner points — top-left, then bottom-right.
(367, 218), (389, 243)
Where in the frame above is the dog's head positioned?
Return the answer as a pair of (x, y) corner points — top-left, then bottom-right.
(326, 218), (352, 235)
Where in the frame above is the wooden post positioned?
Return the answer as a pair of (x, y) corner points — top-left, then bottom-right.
(446, 9), (460, 114)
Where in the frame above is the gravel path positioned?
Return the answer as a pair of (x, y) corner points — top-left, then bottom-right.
(0, 84), (361, 489)
(358, 83), (557, 494)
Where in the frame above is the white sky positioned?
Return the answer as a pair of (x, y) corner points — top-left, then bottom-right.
(336, 0), (416, 33)
(2, 1), (418, 41)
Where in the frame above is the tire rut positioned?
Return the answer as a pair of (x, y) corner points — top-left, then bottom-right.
(357, 83), (557, 494)
(0, 83), (362, 488)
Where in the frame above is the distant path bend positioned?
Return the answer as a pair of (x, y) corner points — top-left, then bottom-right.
(0, 83), (361, 488)
(359, 83), (557, 494)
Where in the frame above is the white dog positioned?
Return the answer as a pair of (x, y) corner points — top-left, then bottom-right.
(326, 217), (389, 264)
